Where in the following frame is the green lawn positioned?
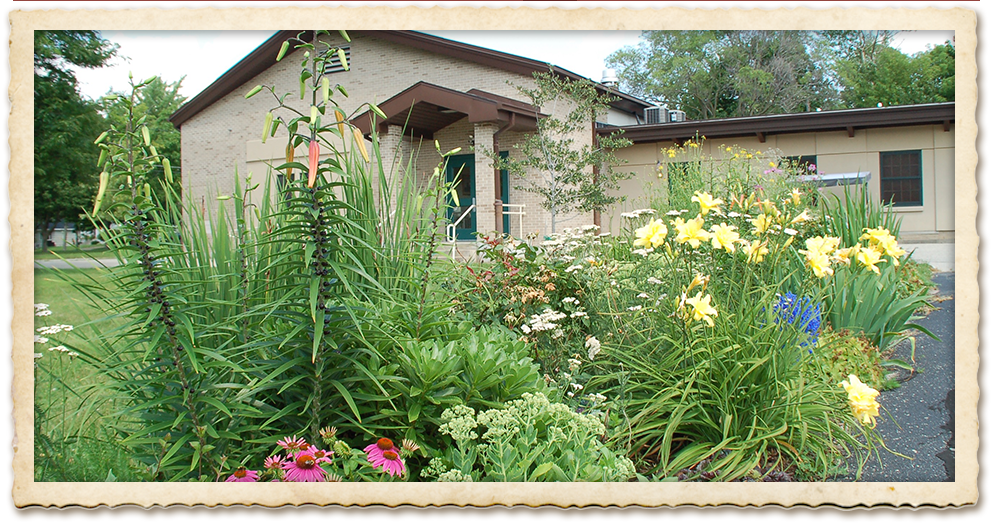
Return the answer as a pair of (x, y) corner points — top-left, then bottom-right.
(34, 267), (140, 482)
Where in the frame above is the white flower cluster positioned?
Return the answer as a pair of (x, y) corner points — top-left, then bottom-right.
(631, 248), (654, 257)
(439, 405), (479, 444)
(520, 308), (568, 334)
(37, 324), (73, 335)
(647, 276), (664, 285)
(541, 225), (603, 262)
(34, 303), (52, 317)
(621, 208), (657, 219)
(568, 357), (582, 371)
(584, 336), (601, 361)
(34, 335), (48, 344)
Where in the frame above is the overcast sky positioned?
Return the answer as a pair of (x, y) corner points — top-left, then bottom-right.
(73, 29), (955, 102)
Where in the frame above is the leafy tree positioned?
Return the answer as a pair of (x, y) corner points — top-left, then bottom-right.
(607, 31), (837, 120)
(103, 76), (187, 201)
(837, 41), (955, 107)
(492, 71), (633, 233)
(34, 31), (116, 246)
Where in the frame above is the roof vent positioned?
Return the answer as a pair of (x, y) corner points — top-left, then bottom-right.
(601, 68), (619, 86)
(669, 109), (687, 122)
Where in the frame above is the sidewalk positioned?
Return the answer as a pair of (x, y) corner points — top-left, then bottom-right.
(842, 272), (955, 481)
(34, 257), (121, 269)
(901, 242), (954, 272)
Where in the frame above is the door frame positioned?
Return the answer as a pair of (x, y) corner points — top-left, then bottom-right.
(446, 153), (476, 240)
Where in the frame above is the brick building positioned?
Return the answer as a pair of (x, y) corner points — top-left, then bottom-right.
(171, 31), (954, 245)
(169, 30), (649, 243)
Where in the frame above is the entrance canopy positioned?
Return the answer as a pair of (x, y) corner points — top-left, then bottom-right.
(353, 81), (545, 139)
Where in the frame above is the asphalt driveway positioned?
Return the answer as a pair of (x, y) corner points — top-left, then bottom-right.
(842, 272), (955, 482)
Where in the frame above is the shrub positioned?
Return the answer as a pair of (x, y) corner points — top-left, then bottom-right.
(817, 329), (888, 390)
(374, 324), (550, 454)
(825, 265), (936, 352)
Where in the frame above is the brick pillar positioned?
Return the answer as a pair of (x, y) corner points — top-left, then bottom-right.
(374, 123), (403, 214)
(473, 122), (499, 236)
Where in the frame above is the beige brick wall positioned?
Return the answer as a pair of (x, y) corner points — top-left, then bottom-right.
(181, 32), (597, 239)
(183, 33), (538, 207)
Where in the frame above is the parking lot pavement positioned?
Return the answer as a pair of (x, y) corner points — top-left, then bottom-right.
(841, 272), (955, 482)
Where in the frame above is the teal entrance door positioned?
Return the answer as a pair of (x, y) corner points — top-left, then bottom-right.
(446, 154), (475, 240)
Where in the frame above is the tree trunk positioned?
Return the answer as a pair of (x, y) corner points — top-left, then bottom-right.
(38, 219), (55, 248)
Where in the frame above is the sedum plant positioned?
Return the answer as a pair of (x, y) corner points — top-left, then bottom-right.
(423, 393), (637, 482)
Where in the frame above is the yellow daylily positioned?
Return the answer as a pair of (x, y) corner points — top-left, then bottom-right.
(840, 374), (880, 427)
(673, 216), (711, 249)
(833, 244), (860, 265)
(633, 218), (668, 249)
(800, 248), (834, 278)
(691, 191), (724, 216)
(790, 188), (802, 206)
(857, 246), (886, 274)
(750, 213), (773, 235)
(804, 236), (842, 256)
(740, 239), (770, 264)
(685, 292), (718, 327)
(686, 272), (709, 292)
(710, 223), (741, 253)
(789, 209), (811, 224)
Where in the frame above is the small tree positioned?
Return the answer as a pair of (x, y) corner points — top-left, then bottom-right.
(493, 71), (633, 234)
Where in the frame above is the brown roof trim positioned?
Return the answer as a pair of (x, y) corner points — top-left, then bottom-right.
(169, 31), (301, 127)
(598, 102), (955, 144)
(169, 30), (650, 128)
(351, 81), (543, 139)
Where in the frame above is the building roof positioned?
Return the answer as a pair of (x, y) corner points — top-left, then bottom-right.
(598, 102), (955, 144)
(351, 82), (545, 140)
(169, 30), (651, 128)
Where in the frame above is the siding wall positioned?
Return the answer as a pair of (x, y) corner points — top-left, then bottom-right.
(607, 124), (955, 237)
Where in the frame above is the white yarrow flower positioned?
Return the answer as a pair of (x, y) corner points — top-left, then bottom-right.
(585, 336), (601, 361)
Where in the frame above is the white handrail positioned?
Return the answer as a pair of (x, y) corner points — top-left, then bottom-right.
(502, 203), (526, 239)
(447, 204), (476, 258)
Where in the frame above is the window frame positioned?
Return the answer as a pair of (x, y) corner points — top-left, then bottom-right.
(879, 150), (924, 208)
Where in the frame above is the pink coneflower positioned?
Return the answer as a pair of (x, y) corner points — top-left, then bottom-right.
(377, 449), (406, 477)
(277, 435), (310, 454)
(263, 454), (284, 470)
(303, 445), (334, 465)
(364, 437), (406, 477)
(282, 452), (328, 482)
(225, 468), (259, 482)
(364, 437), (394, 460)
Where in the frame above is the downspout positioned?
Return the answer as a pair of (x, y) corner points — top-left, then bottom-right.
(493, 114), (516, 235)
(592, 119), (601, 232)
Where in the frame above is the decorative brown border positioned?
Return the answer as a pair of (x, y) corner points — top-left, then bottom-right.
(8, 2), (980, 523)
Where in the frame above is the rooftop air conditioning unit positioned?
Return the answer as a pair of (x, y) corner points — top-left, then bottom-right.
(645, 106), (669, 124)
(669, 109), (687, 122)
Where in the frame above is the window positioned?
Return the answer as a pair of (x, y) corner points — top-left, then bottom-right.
(783, 155), (817, 174)
(880, 150), (923, 206)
